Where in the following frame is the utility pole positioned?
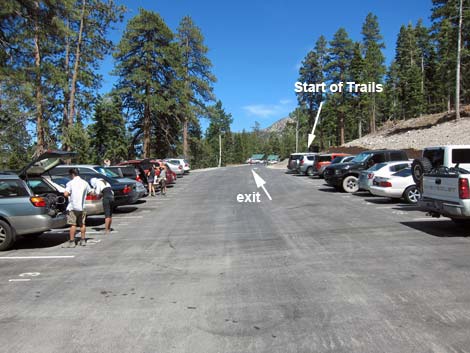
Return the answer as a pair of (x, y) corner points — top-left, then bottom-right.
(218, 134), (222, 168)
(455, 0), (463, 120)
(295, 114), (299, 153)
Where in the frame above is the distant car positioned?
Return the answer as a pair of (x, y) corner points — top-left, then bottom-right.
(266, 155), (280, 164)
(358, 161), (412, 192)
(287, 153), (306, 172)
(312, 153), (351, 178)
(370, 168), (421, 204)
(106, 165), (148, 186)
(317, 155), (355, 177)
(298, 153), (319, 175)
(0, 174), (67, 251)
(165, 158), (190, 174)
(247, 154), (265, 164)
(164, 160), (184, 177)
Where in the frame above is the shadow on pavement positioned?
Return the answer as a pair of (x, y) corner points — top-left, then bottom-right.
(114, 206), (138, 214)
(400, 220), (470, 238)
(12, 231), (69, 250)
(318, 187), (340, 193)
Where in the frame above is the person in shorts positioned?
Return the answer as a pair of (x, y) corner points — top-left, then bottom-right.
(147, 165), (156, 196)
(63, 168), (91, 247)
(157, 165), (167, 196)
(91, 177), (114, 234)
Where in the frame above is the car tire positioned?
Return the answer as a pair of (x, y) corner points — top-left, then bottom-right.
(411, 157), (432, 185)
(403, 186), (421, 204)
(342, 175), (359, 193)
(0, 220), (15, 251)
(306, 167), (314, 177)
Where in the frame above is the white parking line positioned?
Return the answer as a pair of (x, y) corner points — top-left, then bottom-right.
(113, 216), (143, 219)
(0, 256), (75, 260)
(9, 279), (31, 282)
(412, 217), (448, 222)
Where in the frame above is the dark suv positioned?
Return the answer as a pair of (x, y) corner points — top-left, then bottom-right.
(324, 149), (408, 193)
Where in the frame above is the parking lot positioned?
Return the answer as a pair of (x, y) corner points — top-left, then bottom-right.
(1, 165), (470, 353)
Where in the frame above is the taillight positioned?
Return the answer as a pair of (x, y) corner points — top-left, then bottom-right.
(379, 181), (392, 187)
(300, 159), (304, 165)
(459, 178), (470, 199)
(123, 185), (131, 194)
(178, 165), (182, 170)
(86, 194), (100, 201)
(30, 196), (46, 207)
(185, 164), (188, 167)
(368, 173), (374, 179)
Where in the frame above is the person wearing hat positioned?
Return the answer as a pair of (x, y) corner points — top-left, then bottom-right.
(90, 177), (114, 234)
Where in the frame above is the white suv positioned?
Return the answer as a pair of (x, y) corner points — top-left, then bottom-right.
(165, 159), (190, 174)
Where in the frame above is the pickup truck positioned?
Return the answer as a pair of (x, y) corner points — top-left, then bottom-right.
(413, 146), (470, 224)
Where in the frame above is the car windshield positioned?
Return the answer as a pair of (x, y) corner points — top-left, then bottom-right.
(331, 157), (343, 164)
(368, 162), (388, 172)
(351, 152), (371, 163)
(393, 168), (412, 177)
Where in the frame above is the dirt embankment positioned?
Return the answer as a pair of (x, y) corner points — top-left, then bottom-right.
(328, 107), (470, 158)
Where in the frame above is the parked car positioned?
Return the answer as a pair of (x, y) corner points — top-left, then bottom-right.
(48, 177), (104, 215)
(266, 155), (280, 164)
(297, 153), (319, 175)
(317, 155), (355, 178)
(165, 158), (190, 174)
(247, 154), (265, 164)
(51, 172), (137, 209)
(50, 165), (141, 203)
(370, 168), (421, 204)
(0, 174), (67, 251)
(312, 153), (350, 178)
(358, 160), (412, 192)
(164, 160), (184, 177)
(324, 149), (408, 193)
(106, 165), (148, 186)
(413, 145), (470, 224)
(287, 153), (305, 172)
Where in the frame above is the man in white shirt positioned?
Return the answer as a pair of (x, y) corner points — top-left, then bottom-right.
(63, 168), (91, 247)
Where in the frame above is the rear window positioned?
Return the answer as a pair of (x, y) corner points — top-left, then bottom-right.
(368, 162), (388, 172)
(389, 163), (409, 172)
(318, 155), (332, 162)
(331, 156), (343, 164)
(0, 180), (29, 197)
(390, 151), (406, 161)
(307, 156), (315, 161)
(393, 168), (412, 177)
(289, 155), (302, 160)
(452, 149), (470, 164)
(27, 179), (55, 194)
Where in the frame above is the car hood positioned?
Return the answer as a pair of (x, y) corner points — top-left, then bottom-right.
(19, 150), (77, 178)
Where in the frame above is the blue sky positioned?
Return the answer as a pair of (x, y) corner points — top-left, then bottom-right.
(100, 0), (433, 132)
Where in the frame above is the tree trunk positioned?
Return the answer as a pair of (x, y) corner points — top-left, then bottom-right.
(33, 1), (44, 157)
(62, 19), (71, 150)
(370, 94), (376, 134)
(455, 0), (463, 120)
(218, 134), (222, 168)
(182, 35), (190, 159)
(143, 86), (151, 158)
(358, 115), (362, 139)
(68, 0), (86, 130)
(183, 119), (188, 158)
(339, 113), (345, 145)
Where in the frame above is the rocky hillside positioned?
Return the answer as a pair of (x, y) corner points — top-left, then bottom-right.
(264, 116), (294, 133)
(336, 106), (470, 156)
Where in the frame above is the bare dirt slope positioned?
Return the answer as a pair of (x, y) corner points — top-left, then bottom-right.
(342, 106), (470, 152)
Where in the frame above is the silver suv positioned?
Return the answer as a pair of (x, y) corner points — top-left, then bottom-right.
(297, 153), (318, 175)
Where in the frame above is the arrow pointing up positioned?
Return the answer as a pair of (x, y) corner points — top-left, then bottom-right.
(251, 170), (272, 201)
(308, 101), (324, 148)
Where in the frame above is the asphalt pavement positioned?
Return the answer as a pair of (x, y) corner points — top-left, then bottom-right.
(1, 165), (470, 353)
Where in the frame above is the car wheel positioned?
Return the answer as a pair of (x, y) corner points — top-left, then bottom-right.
(0, 220), (15, 251)
(411, 157), (432, 186)
(342, 176), (359, 193)
(306, 167), (314, 177)
(403, 186), (421, 204)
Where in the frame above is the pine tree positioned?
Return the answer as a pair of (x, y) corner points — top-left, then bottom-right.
(206, 100), (232, 167)
(176, 16), (216, 159)
(361, 13), (385, 133)
(114, 8), (183, 158)
(325, 28), (354, 145)
(349, 42), (366, 138)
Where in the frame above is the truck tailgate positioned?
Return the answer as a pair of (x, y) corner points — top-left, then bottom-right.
(423, 175), (459, 203)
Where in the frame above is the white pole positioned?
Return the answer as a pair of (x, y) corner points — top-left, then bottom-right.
(218, 134), (222, 168)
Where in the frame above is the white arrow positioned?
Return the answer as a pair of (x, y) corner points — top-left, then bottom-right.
(251, 170), (272, 201)
(307, 101), (324, 148)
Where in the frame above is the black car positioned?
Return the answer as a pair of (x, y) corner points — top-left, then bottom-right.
(323, 149), (408, 193)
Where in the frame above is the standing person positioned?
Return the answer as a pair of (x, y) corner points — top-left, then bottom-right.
(157, 165), (167, 196)
(103, 159), (111, 167)
(147, 165), (156, 196)
(63, 168), (91, 247)
(90, 177), (114, 234)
